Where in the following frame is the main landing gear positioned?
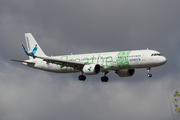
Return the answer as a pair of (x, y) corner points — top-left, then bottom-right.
(78, 73), (86, 81)
(78, 72), (109, 82)
(147, 67), (152, 78)
(101, 72), (109, 82)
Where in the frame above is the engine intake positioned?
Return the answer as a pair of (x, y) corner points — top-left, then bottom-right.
(83, 64), (101, 75)
(115, 69), (135, 77)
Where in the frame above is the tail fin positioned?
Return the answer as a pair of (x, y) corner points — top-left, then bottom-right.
(24, 33), (46, 59)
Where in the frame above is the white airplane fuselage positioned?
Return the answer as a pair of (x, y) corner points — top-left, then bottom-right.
(23, 49), (166, 73)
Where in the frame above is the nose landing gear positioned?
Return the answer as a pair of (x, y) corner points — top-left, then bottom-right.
(147, 67), (152, 78)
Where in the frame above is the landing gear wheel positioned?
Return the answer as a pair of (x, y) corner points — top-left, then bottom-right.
(147, 67), (152, 78)
(101, 72), (109, 82)
(101, 76), (109, 82)
(78, 75), (86, 81)
(147, 74), (152, 78)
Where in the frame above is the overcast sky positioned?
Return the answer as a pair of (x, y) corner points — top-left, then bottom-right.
(0, 0), (180, 120)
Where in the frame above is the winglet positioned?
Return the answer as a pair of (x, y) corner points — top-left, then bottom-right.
(22, 44), (28, 55)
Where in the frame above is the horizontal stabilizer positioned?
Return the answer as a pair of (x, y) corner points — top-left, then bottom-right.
(9, 59), (24, 62)
(9, 59), (35, 64)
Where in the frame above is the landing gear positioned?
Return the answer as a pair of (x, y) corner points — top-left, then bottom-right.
(147, 67), (152, 78)
(78, 71), (86, 81)
(147, 74), (152, 78)
(101, 76), (109, 82)
(78, 72), (109, 82)
(78, 75), (86, 81)
(101, 72), (109, 82)
(78, 72), (86, 81)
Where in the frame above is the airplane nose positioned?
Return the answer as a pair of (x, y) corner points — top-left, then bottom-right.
(160, 56), (167, 65)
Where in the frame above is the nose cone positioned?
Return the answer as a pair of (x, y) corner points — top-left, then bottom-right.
(159, 56), (167, 65)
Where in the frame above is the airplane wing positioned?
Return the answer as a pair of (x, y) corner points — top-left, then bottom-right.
(33, 55), (85, 70)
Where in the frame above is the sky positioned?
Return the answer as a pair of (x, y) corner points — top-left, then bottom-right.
(0, 0), (180, 120)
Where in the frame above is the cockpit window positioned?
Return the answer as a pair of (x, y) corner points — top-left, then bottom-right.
(151, 53), (162, 56)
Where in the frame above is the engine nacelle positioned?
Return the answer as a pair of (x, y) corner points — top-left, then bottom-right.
(115, 69), (135, 77)
(83, 64), (101, 75)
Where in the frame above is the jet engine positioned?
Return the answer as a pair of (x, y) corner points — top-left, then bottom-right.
(115, 69), (135, 77)
(82, 64), (101, 75)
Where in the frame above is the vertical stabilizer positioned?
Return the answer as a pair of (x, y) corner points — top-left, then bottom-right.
(25, 33), (46, 59)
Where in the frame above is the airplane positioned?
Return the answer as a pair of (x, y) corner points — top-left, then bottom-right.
(10, 33), (167, 82)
